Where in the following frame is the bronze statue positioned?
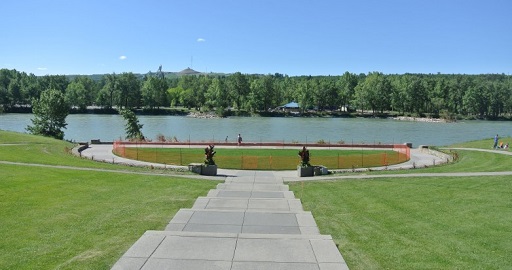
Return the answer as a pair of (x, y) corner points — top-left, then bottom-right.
(298, 146), (310, 167)
(204, 144), (216, 165)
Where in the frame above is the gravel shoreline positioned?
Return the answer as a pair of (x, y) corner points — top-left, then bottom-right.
(392, 116), (447, 123)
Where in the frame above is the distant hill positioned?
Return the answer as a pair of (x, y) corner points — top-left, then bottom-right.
(65, 74), (111, 81)
(65, 68), (228, 81)
(178, 67), (200, 75)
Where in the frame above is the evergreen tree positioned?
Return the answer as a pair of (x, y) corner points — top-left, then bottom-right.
(119, 109), (144, 141)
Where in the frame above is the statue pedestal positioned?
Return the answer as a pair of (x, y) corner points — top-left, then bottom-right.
(201, 165), (217, 176)
(297, 166), (314, 177)
(188, 163), (203, 174)
(189, 163), (217, 176)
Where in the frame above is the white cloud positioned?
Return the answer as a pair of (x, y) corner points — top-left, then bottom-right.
(119, 55), (127, 60)
(37, 67), (47, 71)
(197, 38), (206, 42)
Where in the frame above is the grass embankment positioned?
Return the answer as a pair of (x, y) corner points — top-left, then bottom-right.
(289, 138), (512, 269)
(449, 137), (512, 149)
(0, 130), (195, 174)
(419, 137), (512, 173)
(0, 130), (218, 269)
(117, 147), (406, 170)
(367, 149), (512, 174)
(0, 131), (144, 170)
(425, 150), (512, 173)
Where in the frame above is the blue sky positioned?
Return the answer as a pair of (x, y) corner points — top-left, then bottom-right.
(2, 0), (511, 76)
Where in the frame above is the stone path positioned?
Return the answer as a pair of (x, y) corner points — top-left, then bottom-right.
(111, 170), (348, 269)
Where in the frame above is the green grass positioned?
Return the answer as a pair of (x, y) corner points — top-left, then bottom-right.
(289, 176), (512, 269)
(0, 130), (116, 168)
(424, 150), (512, 172)
(0, 131), (218, 269)
(367, 149), (512, 174)
(0, 130), (190, 175)
(449, 136), (512, 149)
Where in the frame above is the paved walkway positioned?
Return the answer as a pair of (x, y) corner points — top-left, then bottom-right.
(111, 170), (348, 269)
(79, 144), (451, 182)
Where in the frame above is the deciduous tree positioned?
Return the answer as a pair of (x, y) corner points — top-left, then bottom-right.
(27, 89), (69, 139)
(228, 72), (249, 110)
(65, 80), (88, 110)
(117, 72), (141, 109)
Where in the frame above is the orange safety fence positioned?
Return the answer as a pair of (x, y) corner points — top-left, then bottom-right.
(112, 141), (410, 170)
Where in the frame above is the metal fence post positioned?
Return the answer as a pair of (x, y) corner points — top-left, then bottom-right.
(361, 147), (363, 167)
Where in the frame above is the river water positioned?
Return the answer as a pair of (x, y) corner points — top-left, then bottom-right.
(1, 113), (510, 147)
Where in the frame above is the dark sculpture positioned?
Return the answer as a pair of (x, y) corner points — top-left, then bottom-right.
(157, 65), (164, 79)
(204, 144), (216, 165)
(298, 146), (310, 167)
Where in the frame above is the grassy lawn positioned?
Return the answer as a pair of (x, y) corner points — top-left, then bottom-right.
(289, 176), (512, 269)
(116, 147), (406, 170)
(0, 130), (78, 164)
(366, 149), (512, 174)
(0, 131), (218, 269)
(423, 149), (512, 173)
(449, 136), (512, 149)
(0, 130), (191, 174)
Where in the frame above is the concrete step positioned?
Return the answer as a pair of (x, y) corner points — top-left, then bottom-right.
(165, 208), (320, 235)
(216, 182), (289, 191)
(224, 177), (284, 184)
(112, 230), (348, 270)
(206, 189), (296, 199)
(192, 196), (304, 211)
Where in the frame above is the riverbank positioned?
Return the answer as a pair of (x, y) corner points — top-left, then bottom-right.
(4, 106), (512, 121)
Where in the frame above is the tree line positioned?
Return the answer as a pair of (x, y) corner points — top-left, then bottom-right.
(1, 68), (512, 119)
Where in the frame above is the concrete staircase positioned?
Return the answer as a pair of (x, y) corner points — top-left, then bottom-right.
(112, 170), (348, 269)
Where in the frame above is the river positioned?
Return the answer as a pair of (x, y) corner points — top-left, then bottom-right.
(0, 113), (510, 147)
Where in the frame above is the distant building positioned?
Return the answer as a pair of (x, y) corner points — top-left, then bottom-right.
(277, 101), (300, 113)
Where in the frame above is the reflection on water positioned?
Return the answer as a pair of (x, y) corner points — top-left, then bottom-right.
(1, 113), (510, 147)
